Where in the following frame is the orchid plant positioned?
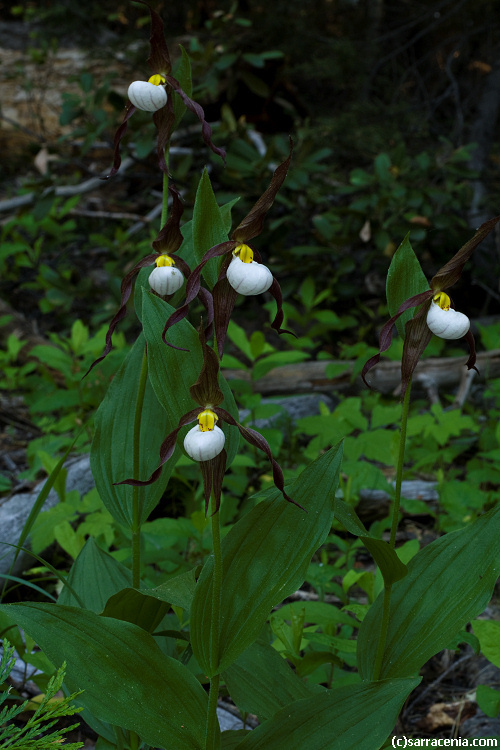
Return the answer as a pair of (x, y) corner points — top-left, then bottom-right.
(1, 6), (500, 750)
(361, 216), (500, 397)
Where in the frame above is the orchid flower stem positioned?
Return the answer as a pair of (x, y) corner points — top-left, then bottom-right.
(114, 726), (125, 750)
(131, 346), (149, 589)
(161, 146), (170, 228)
(390, 377), (412, 550)
(206, 673), (221, 750)
(372, 377), (412, 681)
(205, 491), (222, 749)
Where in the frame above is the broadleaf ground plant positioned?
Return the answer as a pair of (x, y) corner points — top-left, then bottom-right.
(1, 5), (500, 750)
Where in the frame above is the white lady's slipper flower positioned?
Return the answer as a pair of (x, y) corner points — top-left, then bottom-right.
(128, 75), (167, 112)
(184, 409), (225, 461)
(226, 244), (273, 296)
(148, 254), (184, 295)
(426, 292), (470, 340)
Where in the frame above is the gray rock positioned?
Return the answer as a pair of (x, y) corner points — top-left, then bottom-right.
(462, 712), (500, 739)
(217, 705), (249, 732)
(0, 455), (94, 576)
(359, 479), (439, 503)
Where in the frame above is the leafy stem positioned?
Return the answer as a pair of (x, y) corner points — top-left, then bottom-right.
(205, 490), (222, 749)
(390, 378), (412, 549)
(161, 146), (170, 228)
(373, 377), (412, 680)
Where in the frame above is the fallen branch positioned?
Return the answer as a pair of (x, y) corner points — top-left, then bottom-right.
(2, 293), (498, 397)
(0, 157), (135, 214)
(69, 208), (146, 222)
(222, 349), (500, 396)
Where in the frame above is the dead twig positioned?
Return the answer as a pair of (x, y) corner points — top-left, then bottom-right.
(0, 156), (134, 214)
(404, 653), (474, 718)
(69, 208), (146, 222)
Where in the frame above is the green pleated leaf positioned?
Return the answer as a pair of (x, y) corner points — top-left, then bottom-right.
(472, 619), (500, 668)
(476, 684), (500, 718)
(148, 567), (197, 611)
(292, 650), (343, 678)
(193, 169), (230, 289)
(233, 677), (420, 750)
(0, 603), (208, 750)
(58, 538), (132, 611)
(191, 443), (343, 677)
(101, 588), (169, 633)
(141, 289), (239, 468)
(95, 737), (116, 750)
(361, 538), (408, 586)
(334, 498), (407, 586)
(94, 567), (198, 632)
(223, 639), (313, 721)
(273, 600), (358, 628)
(90, 333), (174, 528)
(222, 731), (251, 749)
(357, 504), (500, 680)
(221, 198), (240, 234)
(386, 234), (429, 339)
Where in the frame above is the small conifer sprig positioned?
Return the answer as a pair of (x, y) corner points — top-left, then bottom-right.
(0, 639), (84, 749)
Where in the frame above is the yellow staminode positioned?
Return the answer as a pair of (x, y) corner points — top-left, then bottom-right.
(148, 74), (166, 86)
(198, 409), (218, 432)
(433, 291), (451, 311)
(234, 244), (254, 264)
(155, 254), (175, 267)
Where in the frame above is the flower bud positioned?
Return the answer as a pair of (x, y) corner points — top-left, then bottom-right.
(184, 424), (225, 461)
(226, 256), (273, 296)
(128, 81), (167, 112)
(426, 299), (470, 340)
(149, 265), (184, 296)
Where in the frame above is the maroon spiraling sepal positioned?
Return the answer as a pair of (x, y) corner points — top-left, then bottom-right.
(361, 289), (434, 388)
(105, 2), (172, 180)
(362, 215), (500, 397)
(166, 75), (226, 163)
(464, 329), (479, 373)
(137, 0), (172, 75)
(161, 240), (237, 347)
(268, 277), (295, 338)
(430, 214), (500, 292)
(189, 324), (225, 406)
(159, 285), (215, 353)
(198, 288), (214, 342)
(161, 146), (294, 349)
(105, 2), (225, 179)
(153, 98), (176, 175)
(152, 183), (184, 255)
(399, 301), (434, 398)
(86, 184), (188, 375)
(104, 104), (137, 180)
(213, 406), (305, 511)
(212, 275), (238, 359)
(84, 253), (158, 377)
(200, 449), (227, 516)
(232, 138), (293, 243)
(116, 407), (200, 487)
